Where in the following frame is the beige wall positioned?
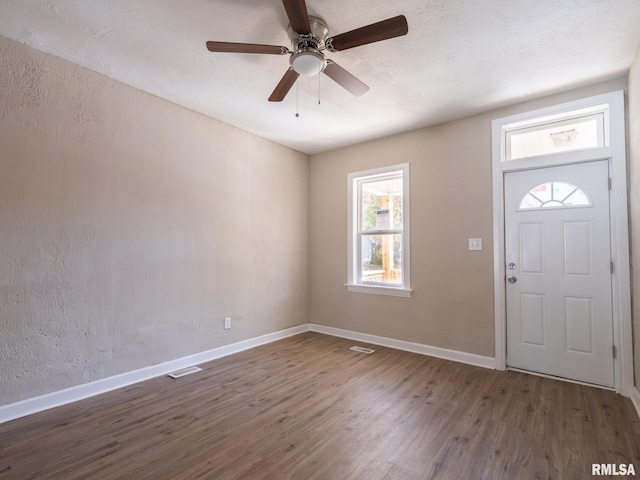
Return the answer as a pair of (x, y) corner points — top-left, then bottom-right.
(1, 29), (636, 408)
(309, 77), (628, 358)
(629, 43), (640, 389)
(0, 36), (309, 405)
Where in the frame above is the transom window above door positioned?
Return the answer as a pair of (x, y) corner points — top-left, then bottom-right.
(519, 181), (592, 210)
(502, 106), (608, 162)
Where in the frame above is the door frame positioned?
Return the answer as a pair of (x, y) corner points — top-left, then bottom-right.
(491, 90), (633, 395)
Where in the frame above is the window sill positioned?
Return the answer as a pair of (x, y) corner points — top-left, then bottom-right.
(345, 284), (412, 297)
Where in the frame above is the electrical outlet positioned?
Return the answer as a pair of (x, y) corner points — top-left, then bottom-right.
(224, 317), (231, 330)
(468, 238), (483, 251)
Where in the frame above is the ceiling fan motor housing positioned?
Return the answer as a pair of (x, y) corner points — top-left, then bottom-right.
(288, 16), (329, 76)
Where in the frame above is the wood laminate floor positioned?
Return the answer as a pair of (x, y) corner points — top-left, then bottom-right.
(1, 332), (639, 479)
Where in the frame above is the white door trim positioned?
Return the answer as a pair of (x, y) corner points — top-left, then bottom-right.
(491, 90), (633, 395)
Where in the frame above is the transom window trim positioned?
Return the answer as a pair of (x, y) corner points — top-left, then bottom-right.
(347, 163), (411, 297)
(518, 181), (592, 210)
(501, 104), (609, 162)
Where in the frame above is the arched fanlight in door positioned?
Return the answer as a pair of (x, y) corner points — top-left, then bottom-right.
(519, 181), (592, 210)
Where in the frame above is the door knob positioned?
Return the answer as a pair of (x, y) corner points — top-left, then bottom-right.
(508, 276), (517, 284)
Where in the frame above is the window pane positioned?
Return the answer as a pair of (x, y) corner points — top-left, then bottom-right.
(392, 194), (403, 230)
(506, 113), (604, 160)
(360, 234), (402, 284)
(361, 191), (382, 231)
(563, 189), (590, 206)
(361, 176), (403, 232)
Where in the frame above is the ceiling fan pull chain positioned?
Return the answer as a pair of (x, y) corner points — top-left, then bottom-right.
(295, 77), (300, 118)
(318, 72), (321, 105)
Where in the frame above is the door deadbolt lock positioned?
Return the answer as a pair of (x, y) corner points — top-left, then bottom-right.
(508, 263), (516, 270)
(507, 276), (517, 284)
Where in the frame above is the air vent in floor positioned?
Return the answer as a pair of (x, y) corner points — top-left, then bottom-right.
(350, 346), (375, 354)
(168, 366), (202, 379)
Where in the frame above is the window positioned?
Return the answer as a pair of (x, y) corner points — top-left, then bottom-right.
(347, 164), (410, 296)
(503, 108), (607, 161)
(519, 181), (591, 210)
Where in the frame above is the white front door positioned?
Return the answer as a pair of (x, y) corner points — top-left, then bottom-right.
(504, 160), (614, 387)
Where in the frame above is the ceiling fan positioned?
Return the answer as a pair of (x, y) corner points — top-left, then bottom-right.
(206, 0), (408, 102)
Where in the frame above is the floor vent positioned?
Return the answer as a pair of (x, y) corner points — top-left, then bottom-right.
(168, 366), (202, 379)
(350, 346), (375, 354)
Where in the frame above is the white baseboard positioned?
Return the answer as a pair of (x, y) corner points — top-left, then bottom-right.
(5, 320), (632, 425)
(0, 324), (308, 425)
(1, 323), (501, 424)
(631, 386), (640, 420)
(308, 324), (496, 370)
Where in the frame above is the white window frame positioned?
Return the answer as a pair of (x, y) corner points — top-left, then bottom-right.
(504, 110), (606, 161)
(347, 163), (411, 297)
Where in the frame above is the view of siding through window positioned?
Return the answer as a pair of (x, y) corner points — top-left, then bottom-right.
(359, 175), (403, 284)
(505, 112), (605, 160)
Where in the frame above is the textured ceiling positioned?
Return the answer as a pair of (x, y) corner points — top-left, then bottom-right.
(2, 0), (640, 155)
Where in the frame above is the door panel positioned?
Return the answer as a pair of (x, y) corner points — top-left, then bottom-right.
(564, 296), (594, 354)
(520, 293), (545, 346)
(505, 160), (614, 387)
(563, 221), (592, 276)
(520, 223), (544, 273)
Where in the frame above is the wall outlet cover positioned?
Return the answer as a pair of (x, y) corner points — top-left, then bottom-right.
(468, 238), (483, 251)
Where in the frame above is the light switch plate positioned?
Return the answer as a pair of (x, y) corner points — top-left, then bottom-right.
(468, 238), (482, 251)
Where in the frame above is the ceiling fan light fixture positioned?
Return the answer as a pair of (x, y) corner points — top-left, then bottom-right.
(290, 50), (326, 76)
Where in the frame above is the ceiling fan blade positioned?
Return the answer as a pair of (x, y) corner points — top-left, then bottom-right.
(327, 15), (408, 52)
(323, 61), (369, 97)
(269, 68), (300, 102)
(206, 41), (288, 55)
(282, 0), (311, 34)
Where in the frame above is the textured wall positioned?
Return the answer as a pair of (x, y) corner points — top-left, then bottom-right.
(629, 43), (640, 389)
(309, 78), (627, 358)
(0, 35), (309, 406)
